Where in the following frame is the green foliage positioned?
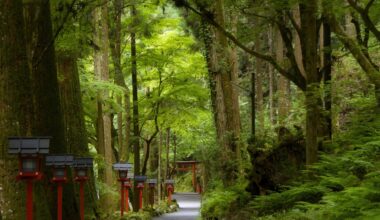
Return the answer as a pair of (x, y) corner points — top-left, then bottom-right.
(117, 210), (152, 220)
(201, 180), (250, 219)
(248, 185), (326, 216)
(149, 200), (179, 217)
(240, 106), (380, 219)
(175, 172), (194, 192)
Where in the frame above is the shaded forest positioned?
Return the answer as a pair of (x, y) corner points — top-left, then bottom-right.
(1, 0), (380, 219)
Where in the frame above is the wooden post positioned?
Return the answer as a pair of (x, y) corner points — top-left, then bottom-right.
(26, 181), (33, 220)
(139, 188), (143, 210)
(149, 187), (154, 207)
(79, 182), (85, 220)
(57, 183), (63, 220)
(125, 187), (129, 212)
(120, 182), (125, 216)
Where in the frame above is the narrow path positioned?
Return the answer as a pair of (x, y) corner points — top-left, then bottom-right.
(154, 192), (201, 220)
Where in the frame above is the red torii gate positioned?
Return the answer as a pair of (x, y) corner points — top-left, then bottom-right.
(175, 161), (201, 192)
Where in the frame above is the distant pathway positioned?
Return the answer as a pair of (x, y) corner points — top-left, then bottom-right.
(153, 193), (201, 220)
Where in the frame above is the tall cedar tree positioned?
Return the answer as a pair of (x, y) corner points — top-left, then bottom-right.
(24, 0), (80, 218)
(93, 0), (115, 214)
(0, 0), (33, 218)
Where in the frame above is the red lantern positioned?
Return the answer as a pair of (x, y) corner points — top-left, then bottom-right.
(8, 137), (51, 220)
(73, 157), (93, 220)
(113, 162), (133, 216)
(46, 155), (74, 220)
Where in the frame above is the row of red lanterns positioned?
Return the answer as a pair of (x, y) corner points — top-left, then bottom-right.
(113, 163), (175, 217)
(8, 137), (175, 220)
(8, 137), (93, 220)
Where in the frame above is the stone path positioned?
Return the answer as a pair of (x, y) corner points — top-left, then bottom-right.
(153, 193), (201, 220)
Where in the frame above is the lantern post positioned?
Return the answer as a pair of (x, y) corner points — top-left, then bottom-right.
(45, 155), (74, 220)
(113, 162), (133, 216)
(146, 179), (157, 207)
(124, 173), (134, 212)
(134, 175), (147, 210)
(165, 179), (175, 205)
(8, 137), (50, 220)
(73, 157), (93, 220)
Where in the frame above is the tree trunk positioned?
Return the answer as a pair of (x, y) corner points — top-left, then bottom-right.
(93, 1), (114, 213)
(276, 28), (290, 126)
(149, 138), (158, 173)
(255, 35), (265, 130)
(293, 7), (306, 77)
(57, 54), (100, 219)
(250, 58), (256, 139)
(173, 134), (177, 177)
(158, 130), (162, 201)
(24, 0), (79, 218)
(0, 1), (33, 218)
(268, 26), (276, 126)
(165, 128), (171, 179)
(109, 0), (131, 162)
(229, 13), (242, 162)
(300, 2), (319, 165)
(213, 0), (242, 184)
(322, 19), (332, 140)
(131, 4), (141, 211)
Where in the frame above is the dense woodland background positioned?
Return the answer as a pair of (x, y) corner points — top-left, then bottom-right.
(2, 0), (380, 219)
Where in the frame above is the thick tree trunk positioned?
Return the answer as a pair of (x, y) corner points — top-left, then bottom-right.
(276, 28), (290, 125)
(24, 0), (79, 218)
(300, 2), (319, 165)
(57, 55), (100, 218)
(213, 0), (242, 184)
(93, 1), (114, 213)
(229, 13), (242, 162)
(0, 1), (33, 218)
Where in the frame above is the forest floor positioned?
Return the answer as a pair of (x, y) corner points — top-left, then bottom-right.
(153, 193), (201, 220)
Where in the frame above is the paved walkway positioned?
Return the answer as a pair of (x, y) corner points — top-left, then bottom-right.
(153, 193), (201, 220)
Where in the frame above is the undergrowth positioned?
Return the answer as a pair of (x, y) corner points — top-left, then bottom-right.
(241, 106), (380, 219)
(201, 105), (380, 219)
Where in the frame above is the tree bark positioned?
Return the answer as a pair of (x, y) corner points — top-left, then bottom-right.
(213, 0), (242, 184)
(268, 26), (276, 126)
(0, 1), (33, 218)
(57, 54), (99, 219)
(24, 0), (79, 218)
(158, 130), (162, 201)
(321, 19), (332, 140)
(131, 4), (141, 211)
(165, 128), (171, 179)
(250, 58), (256, 139)
(255, 35), (265, 130)
(276, 28), (290, 126)
(109, 0), (131, 162)
(93, 1), (114, 213)
(173, 134), (177, 177)
(300, 2), (319, 165)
